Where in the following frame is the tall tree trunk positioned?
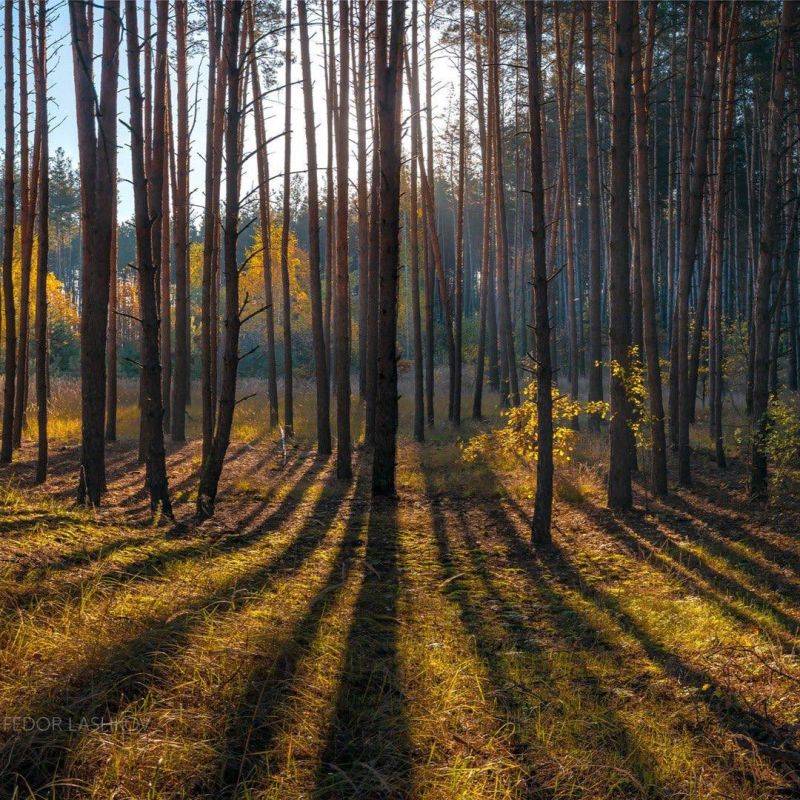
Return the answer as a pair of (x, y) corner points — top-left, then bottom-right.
(1, 0), (16, 464)
(298, 0), (332, 456)
(669, 1), (697, 449)
(280, 0), (294, 438)
(607, 0), (634, 511)
(334, 0), (352, 480)
(677, 0), (720, 486)
(355, 0), (369, 398)
(408, 0), (424, 442)
(632, 0), (668, 495)
(125, 0), (172, 518)
(472, 6), (491, 421)
(554, 4), (579, 412)
(197, 0), (244, 518)
(70, 0), (119, 503)
(751, 1), (798, 497)
(160, 82), (172, 431)
(13, 0), (35, 450)
(453, 0), (465, 426)
(201, 0), (223, 466)
(171, 0), (190, 441)
(583, 0), (603, 431)
(372, 0), (405, 494)
(33, 0), (47, 483)
(710, 6), (739, 469)
(248, 7), (280, 430)
(525, 0), (552, 546)
(106, 206), (118, 442)
(487, 1), (519, 407)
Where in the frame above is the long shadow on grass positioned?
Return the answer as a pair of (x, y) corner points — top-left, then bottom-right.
(212, 459), (370, 798)
(662, 491), (800, 596)
(484, 497), (800, 788)
(0, 453), (314, 617)
(570, 501), (800, 645)
(313, 492), (412, 798)
(420, 461), (671, 798)
(1, 458), (349, 796)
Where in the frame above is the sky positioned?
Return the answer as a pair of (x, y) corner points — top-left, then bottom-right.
(12, 1), (462, 225)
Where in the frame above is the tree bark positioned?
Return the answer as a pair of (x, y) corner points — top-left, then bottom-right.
(607, 0), (634, 511)
(372, 0), (405, 494)
(751, 1), (798, 497)
(408, 0), (424, 442)
(677, 0), (720, 486)
(1, 0), (16, 464)
(298, 0), (332, 455)
(200, 0), (224, 466)
(197, 0), (244, 518)
(69, 0), (119, 503)
(171, 0), (190, 441)
(525, 0), (552, 546)
(632, 0), (668, 495)
(125, 0), (172, 518)
(33, 0), (47, 483)
(472, 6), (491, 421)
(583, 0), (603, 432)
(333, 0), (352, 479)
(280, 0), (294, 438)
(248, 7), (280, 431)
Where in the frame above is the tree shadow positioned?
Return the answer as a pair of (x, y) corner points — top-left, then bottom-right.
(1, 458), (339, 796)
(212, 458), (371, 798)
(482, 496), (800, 789)
(568, 500), (800, 646)
(418, 457), (672, 798)
(0, 454), (315, 620)
(313, 491), (412, 798)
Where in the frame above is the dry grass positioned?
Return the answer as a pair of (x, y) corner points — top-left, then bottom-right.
(0, 378), (799, 798)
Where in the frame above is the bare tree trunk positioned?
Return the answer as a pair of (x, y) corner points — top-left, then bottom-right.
(280, 0), (294, 438)
(197, 0), (244, 518)
(669, 1), (697, 449)
(298, 0), (332, 455)
(632, 0), (668, 495)
(408, 0), (424, 442)
(583, 0), (603, 431)
(751, 1), (798, 497)
(525, 0), (552, 546)
(160, 82), (172, 431)
(487, 1), (519, 407)
(710, 6), (739, 469)
(1, 0), (16, 464)
(248, 7), (280, 430)
(171, 0), (190, 441)
(70, 0), (119, 503)
(323, 0), (336, 371)
(372, 0), (405, 494)
(125, 0), (172, 518)
(677, 0), (720, 486)
(33, 0), (47, 483)
(554, 4), (579, 411)
(13, 0), (36, 450)
(201, 0), (223, 466)
(355, 0), (369, 398)
(607, 0), (634, 511)
(334, 0), (352, 480)
(453, 0), (465, 426)
(472, 6), (491, 421)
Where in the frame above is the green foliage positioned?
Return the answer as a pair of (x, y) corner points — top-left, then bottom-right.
(762, 397), (800, 488)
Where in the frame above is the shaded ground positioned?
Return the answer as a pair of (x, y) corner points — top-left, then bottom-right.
(0, 416), (799, 799)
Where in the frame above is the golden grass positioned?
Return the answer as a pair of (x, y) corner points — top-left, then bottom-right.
(0, 378), (799, 798)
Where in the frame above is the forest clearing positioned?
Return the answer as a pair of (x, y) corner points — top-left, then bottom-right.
(1, 378), (800, 798)
(2, 0), (800, 796)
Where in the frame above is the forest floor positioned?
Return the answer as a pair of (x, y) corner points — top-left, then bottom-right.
(1, 380), (800, 799)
